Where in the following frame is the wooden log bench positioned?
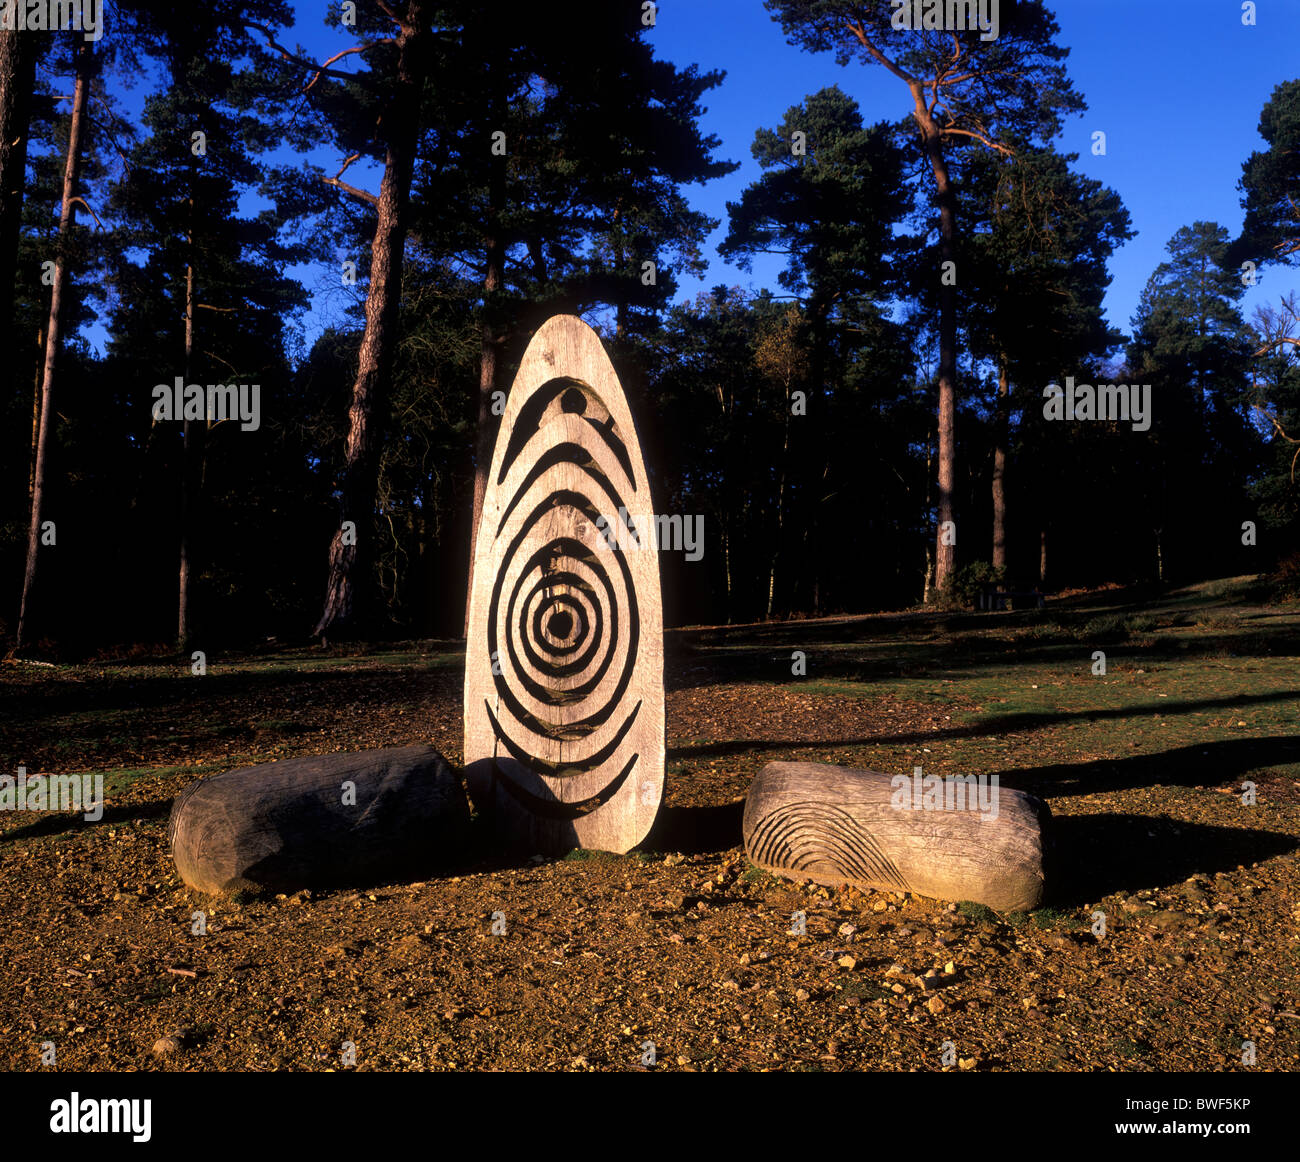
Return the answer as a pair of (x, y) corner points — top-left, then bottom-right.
(743, 761), (1050, 911)
(168, 745), (469, 894)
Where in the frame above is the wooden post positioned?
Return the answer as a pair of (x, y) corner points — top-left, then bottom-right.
(743, 761), (1049, 911)
(464, 315), (665, 854)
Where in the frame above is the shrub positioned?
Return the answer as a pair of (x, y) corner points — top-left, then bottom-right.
(946, 562), (1008, 608)
(1269, 551), (1300, 600)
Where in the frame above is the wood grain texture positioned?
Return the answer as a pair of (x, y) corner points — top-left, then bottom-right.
(464, 314), (665, 854)
(743, 761), (1049, 911)
(168, 745), (468, 894)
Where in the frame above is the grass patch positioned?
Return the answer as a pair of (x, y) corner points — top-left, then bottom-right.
(563, 848), (621, 863)
(1081, 613), (1159, 642)
(835, 977), (892, 1001)
(563, 848), (654, 864)
(1110, 1036), (1150, 1061)
(1031, 906), (1077, 930)
(957, 901), (999, 924)
(99, 757), (257, 798)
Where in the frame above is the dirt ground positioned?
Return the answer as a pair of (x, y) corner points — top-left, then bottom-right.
(2, 578), (1297, 1071)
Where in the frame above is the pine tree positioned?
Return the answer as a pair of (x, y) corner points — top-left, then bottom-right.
(764, 0), (1084, 595)
(720, 85), (915, 609)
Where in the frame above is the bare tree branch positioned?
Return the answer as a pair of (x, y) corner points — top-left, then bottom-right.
(304, 44), (390, 94)
(1252, 404), (1300, 481)
(65, 195), (101, 229)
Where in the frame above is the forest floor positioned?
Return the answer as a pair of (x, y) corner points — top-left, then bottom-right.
(2, 575), (1298, 1072)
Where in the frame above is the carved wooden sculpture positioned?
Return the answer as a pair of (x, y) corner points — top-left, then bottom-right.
(743, 761), (1049, 911)
(464, 315), (665, 854)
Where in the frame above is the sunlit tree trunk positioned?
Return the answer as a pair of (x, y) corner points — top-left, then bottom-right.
(16, 43), (92, 651)
(466, 89), (506, 636)
(991, 356), (1009, 572)
(314, 2), (428, 640)
(178, 168), (197, 650)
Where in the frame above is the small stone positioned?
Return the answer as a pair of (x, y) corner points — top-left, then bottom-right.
(836, 955), (857, 970)
(151, 1032), (184, 1057)
(958, 1056), (977, 1071)
(795, 988), (810, 1002)
(927, 995), (946, 1014)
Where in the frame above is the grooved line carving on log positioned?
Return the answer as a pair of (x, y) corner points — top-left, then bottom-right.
(465, 315), (664, 853)
(742, 761), (1049, 911)
(747, 801), (910, 891)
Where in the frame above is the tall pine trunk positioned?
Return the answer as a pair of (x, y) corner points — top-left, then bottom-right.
(314, 2), (427, 640)
(766, 381), (791, 620)
(991, 356), (1009, 572)
(29, 322), (44, 502)
(921, 435), (935, 604)
(908, 87), (958, 599)
(466, 101), (507, 636)
(178, 166), (196, 650)
(16, 43), (91, 652)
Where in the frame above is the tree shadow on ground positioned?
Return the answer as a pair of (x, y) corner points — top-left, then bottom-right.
(668, 725), (1300, 798)
(0, 798), (172, 843)
(1047, 813), (1297, 906)
(998, 734), (1300, 799)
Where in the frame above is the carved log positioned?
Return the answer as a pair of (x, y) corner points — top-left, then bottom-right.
(168, 746), (469, 894)
(743, 761), (1049, 911)
(464, 314), (665, 854)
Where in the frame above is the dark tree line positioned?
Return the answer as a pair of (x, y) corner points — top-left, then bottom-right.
(0, 2), (1296, 656)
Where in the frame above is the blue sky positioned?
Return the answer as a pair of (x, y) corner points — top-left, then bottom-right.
(80, 1), (1300, 356)
(644, 0), (1300, 338)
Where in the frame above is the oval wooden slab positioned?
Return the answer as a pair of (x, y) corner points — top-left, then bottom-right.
(464, 315), (665, 854)
(743, 761), (1049, 911)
